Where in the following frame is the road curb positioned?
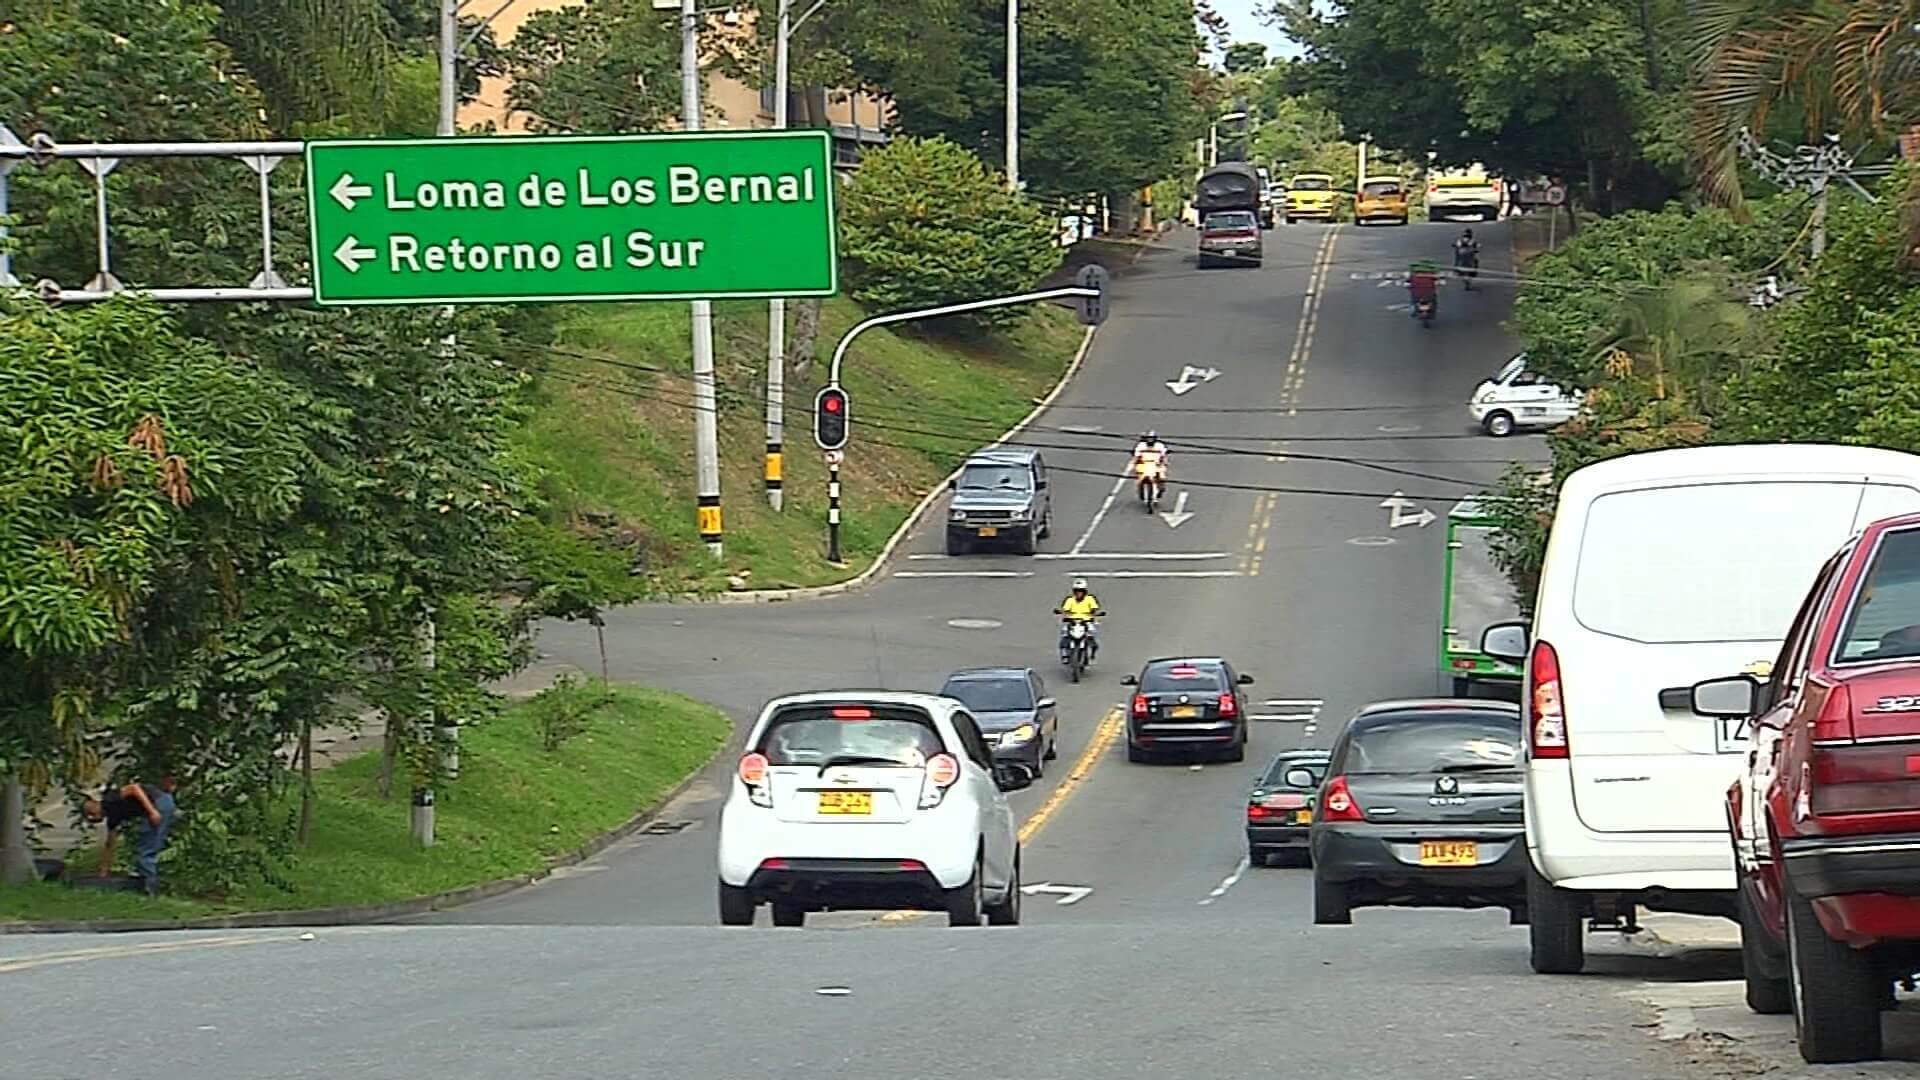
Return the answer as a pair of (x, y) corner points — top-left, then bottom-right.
(671, 322), (1103, 606)
(0, 724), (731, 936)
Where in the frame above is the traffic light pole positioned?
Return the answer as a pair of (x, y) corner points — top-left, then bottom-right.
(817, 278), (1105, 567)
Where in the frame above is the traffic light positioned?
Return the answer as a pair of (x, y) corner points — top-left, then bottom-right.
(814, 385), (850, 450)
(1075, 264), (1109, 327)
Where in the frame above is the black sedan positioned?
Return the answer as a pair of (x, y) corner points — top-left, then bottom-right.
(1247, 749), (1331, 867)
(937, 666), (1059, 776)
(1310, 699), (1527, 925)
(1122, 657), (1254, 763)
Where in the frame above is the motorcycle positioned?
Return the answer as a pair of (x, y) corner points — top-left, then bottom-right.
(1061, 618), (1099, 683)
(1135, 459), (1166, 513)
(1412, 294), (1437, 328)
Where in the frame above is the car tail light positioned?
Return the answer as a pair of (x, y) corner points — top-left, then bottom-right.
(1811, 683), (1854, 742)
(1132, 694), (1149, 719)
(1809, 740), (1920, 816)
(1247, 804), (1274, 819)
(830, 707), (873, 720)
(739, 752), (772, 807)
(1319, 776), (1365, 822)
(919, 752), (961, 809)
(759, 858), (790, 870)
(1218, 693), (1238, 718)
(1528, 640), (1569, 759)
(898, 860), (927, 871)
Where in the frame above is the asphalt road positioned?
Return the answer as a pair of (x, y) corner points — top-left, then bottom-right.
(6, 222), (1767, 1079)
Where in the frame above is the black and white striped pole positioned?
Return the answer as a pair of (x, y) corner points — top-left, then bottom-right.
(826, 452), (845, 564)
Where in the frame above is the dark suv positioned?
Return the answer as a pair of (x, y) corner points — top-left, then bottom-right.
(1122, 657), (1254, 762)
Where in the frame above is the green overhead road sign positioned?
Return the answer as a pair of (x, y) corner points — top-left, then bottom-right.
(303, 131), (838, 306)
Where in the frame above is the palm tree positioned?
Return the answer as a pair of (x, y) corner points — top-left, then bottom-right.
(1689, 0), (1919, 261)
(216, 0), (399, 134)
(1596, 274), (1762, 411)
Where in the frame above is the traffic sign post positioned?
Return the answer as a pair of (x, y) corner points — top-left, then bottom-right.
(304, 131), (838, 306)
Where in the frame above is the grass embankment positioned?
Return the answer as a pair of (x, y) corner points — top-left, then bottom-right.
(518, 297), (1087, 593)
(0, 683), (729, 923)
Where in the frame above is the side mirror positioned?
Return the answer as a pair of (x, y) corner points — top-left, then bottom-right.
(947, 477), (958, 490)
(1691, 675), (1760, 719)
(1481, 621), (1530, 663)
(1283, 767), (1317, 789)
(994, 762), (1037, 793)
(1237, 673), (1255, 686)
(1120, 674), (1139, 686)
(1036, 697), (1056, 710)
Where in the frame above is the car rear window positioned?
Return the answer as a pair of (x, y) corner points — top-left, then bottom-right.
(1204, 212), (1257, 230)
(1262, 757), (1329, 788)
(1573, 481), (1920, 644)
(757, 705), (946, 767)
(1361, 180), (1403, 197)
(939, 678), (1033, 713)
(1291, 177), (1332, 191)
(1343, 711), (1520, 774)
(1835, 527), (1920, 662)
(1142, 663), (1226, 693)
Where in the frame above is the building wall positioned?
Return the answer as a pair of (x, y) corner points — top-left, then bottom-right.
(459, 1), (887, 136)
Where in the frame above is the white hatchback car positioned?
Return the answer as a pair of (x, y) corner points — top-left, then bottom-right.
(1469, 354), (1582, 437)
(717, 691), (1033, 928)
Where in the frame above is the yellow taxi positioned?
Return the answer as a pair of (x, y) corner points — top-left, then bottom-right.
(1354, 177), (1409, 226)
(1284, 173), (1338, 223)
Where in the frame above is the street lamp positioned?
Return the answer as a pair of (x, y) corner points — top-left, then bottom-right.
(766, 0), (831, 511)
(1007, 0), (1019, 191)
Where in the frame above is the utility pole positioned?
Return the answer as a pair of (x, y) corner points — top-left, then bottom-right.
(1735, 129), (1890, 263)
(1357, 138), (1368, 187)
(683, 0), (724, 555)
(765, 0), (791, 512)
(1005, 0), (1019, 190)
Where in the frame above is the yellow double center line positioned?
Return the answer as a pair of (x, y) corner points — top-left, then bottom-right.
(876, 706), (1125, 924)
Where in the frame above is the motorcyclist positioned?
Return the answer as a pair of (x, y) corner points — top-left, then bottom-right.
(1407, 260), (1439, 316)
(1053, 578), (1104, 663)
(1131, 431), (1169, 491)
(1452, 229), (1480, 288)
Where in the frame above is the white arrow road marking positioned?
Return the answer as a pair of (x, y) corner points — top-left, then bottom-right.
(1158, 491), (1195, 529)
(1165, 365), (1222, 396)
(1020, 882), (1092, 905)
(1199, 856), (1252, 905)
(1380, 491), (1435, 529)
(332, 235), (376, 272)
(329, 172), (374, 211)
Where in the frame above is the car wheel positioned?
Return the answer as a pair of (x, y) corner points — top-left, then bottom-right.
(1786, 887), (1883, 1062)
(1038, 511), (1052, 540)
(985, 851), (1021, 926)
(718, 881), (755, 926)
(946, 857), (986, 927)
(1014, 527), (1037, 556)
(1483, 411), (1516, 438)
(1525, 863), (1586, 974)
(1739, 885), (1791, 1015)
(1452, 675), (1473, 698)
(771, 902), (806, 928)
(1225, 740), (1246, 763)
(945, 534), (967, 556)
(1312, 870), (1352, 925)
(1127, 743), (1150, 764)
(1029, 747), (1045, 779)
(1044, 735), (1058, 761)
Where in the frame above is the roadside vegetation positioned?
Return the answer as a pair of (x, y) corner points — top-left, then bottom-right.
(0, 683), (728, 922)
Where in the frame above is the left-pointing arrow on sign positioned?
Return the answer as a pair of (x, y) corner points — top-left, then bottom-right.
(329, 172), (374, 211)
(332, 235), (376, 273)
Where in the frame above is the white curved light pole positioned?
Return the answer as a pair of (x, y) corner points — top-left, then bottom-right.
(1006, 0), (1019, 189)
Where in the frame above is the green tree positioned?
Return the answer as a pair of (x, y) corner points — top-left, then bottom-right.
(0, 298), (306, 885)
(839, 136), (1063, 331)
(1223, 41), (1269, 74)
(501, 0), (684, 134)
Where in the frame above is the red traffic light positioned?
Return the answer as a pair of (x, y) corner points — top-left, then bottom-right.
(823, 395), (843, 413)
(814, 386), (850, 450)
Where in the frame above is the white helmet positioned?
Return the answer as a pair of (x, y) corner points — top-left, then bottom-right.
(1072, 578), (1089, 591)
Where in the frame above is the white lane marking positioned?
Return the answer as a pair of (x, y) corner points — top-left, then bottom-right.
(908, 551), (1233, 561)
(1251, 713), (1318, 722)
(1265, 699), (1324, 708)
(1070, 473), (1131, 554)
(1020, 882), (1094, 905)
(895, 571), (1037, 579)
(1066, 570), (1244, 579)
(1199, 855), (1253, 905)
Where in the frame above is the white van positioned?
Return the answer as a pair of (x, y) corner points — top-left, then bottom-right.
(1469, 354), (1582, 437)
(1480, 444), (1920, 974)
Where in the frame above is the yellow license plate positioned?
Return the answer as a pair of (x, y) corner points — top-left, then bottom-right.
(1170, 705), (1199, 718)
(1293, 810), (1312, 824)
(1419, 841), (1478, 867)
(817, 791), (873, 815)
(976, 527), (998, 537)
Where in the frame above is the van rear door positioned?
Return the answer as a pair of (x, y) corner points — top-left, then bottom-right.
(1559, 478), (1920, 834)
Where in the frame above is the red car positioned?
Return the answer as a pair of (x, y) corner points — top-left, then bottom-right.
(1693, 511), (1920, 1063)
